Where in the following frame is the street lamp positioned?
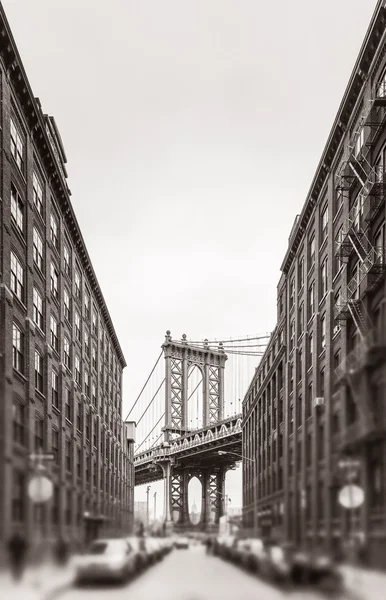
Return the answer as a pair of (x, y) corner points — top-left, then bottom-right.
(146, 486), (151, 530)
(218, 450), (258, 537)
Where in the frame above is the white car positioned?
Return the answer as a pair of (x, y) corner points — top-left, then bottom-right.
(75, 538), (135, 584)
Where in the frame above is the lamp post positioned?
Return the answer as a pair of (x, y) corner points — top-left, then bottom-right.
(218, 450), (258, 537)
(153, 492), (157, 528)
(146, 486), (151, 531)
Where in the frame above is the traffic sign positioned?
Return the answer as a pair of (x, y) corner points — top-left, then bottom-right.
(338, 484), (364, 509)
(29, 452), (56, 461)
(28, 475), (53, 504)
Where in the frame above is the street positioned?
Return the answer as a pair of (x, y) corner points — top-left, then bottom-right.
(61, 545), (328, 600)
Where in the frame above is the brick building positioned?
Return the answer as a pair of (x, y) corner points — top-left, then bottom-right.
(242, 1), (386, 568)
(0, 4), (134, 550)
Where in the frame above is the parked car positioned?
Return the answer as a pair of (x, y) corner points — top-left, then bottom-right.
(126, 536), (148, 572)
(216, 535), (236, 560)
(239, 538), (265, 572)
(74, 538), (135, 584)
(174, 536), (189, 549)
(144, 537), (163, 562)
(258, 544), (292, 584)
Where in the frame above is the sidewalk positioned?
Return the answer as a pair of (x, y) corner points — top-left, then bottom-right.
(0, 561), (75, 600)
(340, 564), (386, 600)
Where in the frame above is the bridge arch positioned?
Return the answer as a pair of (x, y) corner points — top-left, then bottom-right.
(187, 364), (204, 430)
(188, 476), (202, 525)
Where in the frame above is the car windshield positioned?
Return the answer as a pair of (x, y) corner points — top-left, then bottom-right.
(88, 541), (108, 555)
(88, 540), (126, 555)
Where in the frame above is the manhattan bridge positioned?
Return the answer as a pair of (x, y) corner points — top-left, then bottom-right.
(126, 331), (270, 531)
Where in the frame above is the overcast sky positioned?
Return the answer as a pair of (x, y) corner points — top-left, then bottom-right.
(2, 0), (377, 507)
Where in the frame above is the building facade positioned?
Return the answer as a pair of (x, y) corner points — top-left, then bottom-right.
(243, 1), (386, 568)
(0, 5), (134, 551)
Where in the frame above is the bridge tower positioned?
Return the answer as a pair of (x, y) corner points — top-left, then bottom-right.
(160, 331), (228, 530)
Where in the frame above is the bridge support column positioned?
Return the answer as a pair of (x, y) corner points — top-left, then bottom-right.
(161, 461), (172, 524)
(201, 467), (226, 530)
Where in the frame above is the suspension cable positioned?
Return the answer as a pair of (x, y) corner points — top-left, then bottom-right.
(187, 334), (271, 344)
(124, 350), (163, 420)
(135, 412), (166, 453)
(136, 378), (165, 426)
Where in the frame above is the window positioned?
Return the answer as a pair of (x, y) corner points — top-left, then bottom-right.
(290, 320), (295, 351)
(321, 205), (328, 241)
(12, 471), (25, 522)
(10, 252), (24, 302)
(320, 368), (325, 398)
(52, 370), (59, 408)
(307, 383), (313, 417)
(309, 234), (315, 265)
(13, 401), (25, 445)
(84, 370), (90, 397)
(10, 118), (24, 170)
(74, 310), (81, 341)
(64, 336), (71, 369)
(34, 350), (44, 393)
(52, 429), (59, 463)
(75, 355), (81, 385)
(335, 189), (344, 215)
(50, 212), (59, 250)
(92, 307), (98, 334)
(33, 288), (44, 330)
(321, 258), (328, 297)
(334, 349), (341, 371)
(320, 314), (326, 349)
(308, 281), (315, 316)
(33, 172), (44, 216)
(297, 394), (302, 426)
(65, 439), (72, 472)
(318, 423), (324, 460)
(354, 127), (365, 158)
(289, 363), (294, 393)
(63, 242), (71, 276)
(85, 331), (90, 357)
(84, 289), (90, 319)
(289, 277), (295, 308)
(74, 268), (81, 299)
(77, 401), (82, 430)
(50, 315), (59, 352)
(298, 257), (304, 289)
(298, 349), (303, 381)
(335, 226), (343, 274)
(64, 387), (72, 421)
(377, 69), (386, 98)
(63, 288), (71, 322)
(35, 417), (44, 450)
(11, 185), (24, 233)
(33, 227), (44, 271)
(50, 263), (59, 300)
(12, 323), (24, 373)
(92, 382), (97, 406)
(86, 411), (91, 440)
(298, 303), (304, 334)
(76, 448), (81, 478)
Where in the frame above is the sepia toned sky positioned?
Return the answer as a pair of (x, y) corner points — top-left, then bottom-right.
(2, 0), (377, 508)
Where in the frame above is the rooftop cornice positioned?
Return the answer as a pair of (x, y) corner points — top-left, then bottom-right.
(0, 5), (126, 369)
(281, 1), (386, 275)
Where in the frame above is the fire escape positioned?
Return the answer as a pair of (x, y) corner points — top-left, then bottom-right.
(334, 85), (386, 451)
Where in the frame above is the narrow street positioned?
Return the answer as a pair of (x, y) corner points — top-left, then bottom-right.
(61, 545), (327, 600)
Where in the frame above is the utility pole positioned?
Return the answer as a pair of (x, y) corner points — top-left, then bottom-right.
(146, 486), (151, 530)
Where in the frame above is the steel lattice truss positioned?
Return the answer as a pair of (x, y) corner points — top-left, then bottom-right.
(171, 472), (183, 519)
(207, 473), (220, 523)
(208, 365), (220, 423)
(170, 358), (183, 430)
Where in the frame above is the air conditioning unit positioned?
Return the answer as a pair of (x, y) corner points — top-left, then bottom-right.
(314, 397), (325, 407)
